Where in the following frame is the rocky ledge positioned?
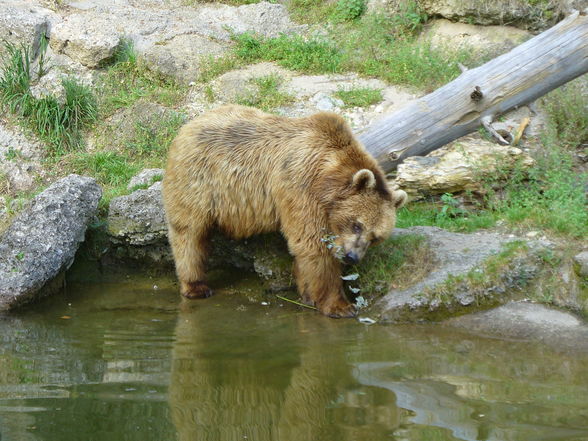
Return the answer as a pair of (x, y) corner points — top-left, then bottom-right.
(0, 175), (101, 311)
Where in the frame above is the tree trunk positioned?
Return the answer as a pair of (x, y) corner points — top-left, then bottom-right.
(358, 9), (588, 173)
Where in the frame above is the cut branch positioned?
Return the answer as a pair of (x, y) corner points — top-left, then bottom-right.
(358, 10), (588, 172)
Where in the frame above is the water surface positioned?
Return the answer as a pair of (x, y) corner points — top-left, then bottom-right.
(0, 273), (587, 441)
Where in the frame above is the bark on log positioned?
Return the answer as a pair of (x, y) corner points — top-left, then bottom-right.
(358, 9), (588, 173)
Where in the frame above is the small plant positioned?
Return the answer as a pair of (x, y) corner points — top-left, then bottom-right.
(0, 41), (97, 153)
(334, 87), (383, 108)
(436, 193), (468, 221)
(390, 1), (428, 36)
(321, 232), (345, 260)
(0, 41), (33, 115)
(37, 34), (50, 78)
(236, 74), (294, 112)
(332, 0), (366, 22)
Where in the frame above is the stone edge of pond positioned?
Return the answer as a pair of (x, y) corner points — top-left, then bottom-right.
(0, 174), (102, 311)
(441, 301), (588, 353)
(371, 226), (553, 323)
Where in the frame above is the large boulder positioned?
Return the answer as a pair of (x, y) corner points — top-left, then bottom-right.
(421, 19), (531, 56)
(394, 137), (534, 200)
(50, 13), (121, 67)
(0, 175), (102, 310)
(417, 0), (562, 30)
(371, 226), (548, 322)
(50, 1), (303, 83)
(0, 0), (59, 58)
(0, 123), (44, 194)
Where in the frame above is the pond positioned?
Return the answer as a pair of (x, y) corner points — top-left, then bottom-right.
(0, 271), (587, 441)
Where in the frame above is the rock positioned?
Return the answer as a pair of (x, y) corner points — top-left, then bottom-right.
(108, 181), (167, 248)
(394, 137), (535, 200)
(194, 2), (304, 41)
(421, 19), (531, 56)
(48, 1), (302, 82)
(141, 34), (227, 85)
(0, 0), (58, 58)
(105, 183), (293, 285)
(372, 226), (546, 322)
(127, 168), (164, 191)
(310, 92), (344, 111)
(0, 121), (44, 193)
(50, 13), (121, 67)
(443, 302), (588, 352)
(574, 251), (588, 278)
(543, 258), (588, 318)
(418, 0), (562, 30)
(0, 175), (102, 311)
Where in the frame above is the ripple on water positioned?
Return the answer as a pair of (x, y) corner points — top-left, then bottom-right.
(0, 274), (586, 441)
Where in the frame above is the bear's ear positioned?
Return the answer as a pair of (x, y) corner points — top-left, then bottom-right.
(392, 190), (408, 209)
(352, 169), (376, 191)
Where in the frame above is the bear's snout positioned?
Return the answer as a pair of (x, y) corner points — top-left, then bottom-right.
(344, 251), (360, 265)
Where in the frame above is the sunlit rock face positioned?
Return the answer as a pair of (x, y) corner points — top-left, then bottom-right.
(394, 138), (534, 200)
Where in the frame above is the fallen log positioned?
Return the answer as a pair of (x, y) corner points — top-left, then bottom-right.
(358, 9), (588, 172)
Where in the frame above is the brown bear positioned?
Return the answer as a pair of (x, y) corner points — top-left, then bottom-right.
(162, 105), (407, 318)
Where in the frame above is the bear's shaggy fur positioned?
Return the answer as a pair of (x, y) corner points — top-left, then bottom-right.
(163, 105), (407, 317)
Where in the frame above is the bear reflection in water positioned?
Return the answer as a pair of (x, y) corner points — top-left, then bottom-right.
(169, 304), (400, 441)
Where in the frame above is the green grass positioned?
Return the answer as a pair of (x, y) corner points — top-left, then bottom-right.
(198, 54), (244, 84)
(63, 151), (140, 209)
(333, 87), (383, 108)
(351, 233), (433, 298)
(286, 0), (337, 24)
(232, 32), (343, 74)
(205, 10), (474, 92)
(331, 0), (366, 22)
(0, 41), (97, 154)
(98, 40), (187, 116)
(236, 74), (294, 111)
(63, 110), (184, 209)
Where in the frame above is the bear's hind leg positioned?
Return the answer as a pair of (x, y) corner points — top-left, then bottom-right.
(168, 223), (213, 299)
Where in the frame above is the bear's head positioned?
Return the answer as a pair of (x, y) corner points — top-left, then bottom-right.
(328, 169), (407, 264)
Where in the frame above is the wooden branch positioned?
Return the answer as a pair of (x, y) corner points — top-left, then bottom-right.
(358, 10), (588, 172)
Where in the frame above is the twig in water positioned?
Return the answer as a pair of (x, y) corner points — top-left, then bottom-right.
(276, 295), (317, 310)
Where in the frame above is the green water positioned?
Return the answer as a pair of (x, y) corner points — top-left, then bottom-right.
(0, 273), (587, 441)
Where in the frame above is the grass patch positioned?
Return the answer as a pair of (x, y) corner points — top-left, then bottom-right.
(207, 10), (474, 92)
(198, 54), (244, 84)
(236, 74), (294, 111)
(0, 41), (97, 154)
(98, 40), (187, 116)
(397, 199), (497, 233)
(334, 87), (383, 108)
(286, 0), (337, 24)
(419, 240), (530, 308)
(350, 234), (434, 299)
(232, 32), (342, 74)
(59, 110), (184, 210)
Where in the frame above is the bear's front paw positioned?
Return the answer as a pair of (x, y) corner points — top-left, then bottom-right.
(319, 298), (357, 318)
(182, 281), (214, 299)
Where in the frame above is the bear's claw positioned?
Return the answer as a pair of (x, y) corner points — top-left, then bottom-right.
(320, 299), (357, 318)
(182, 281), (213, 299)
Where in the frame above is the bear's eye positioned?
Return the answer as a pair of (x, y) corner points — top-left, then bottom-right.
(352, 222), (363, 234)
